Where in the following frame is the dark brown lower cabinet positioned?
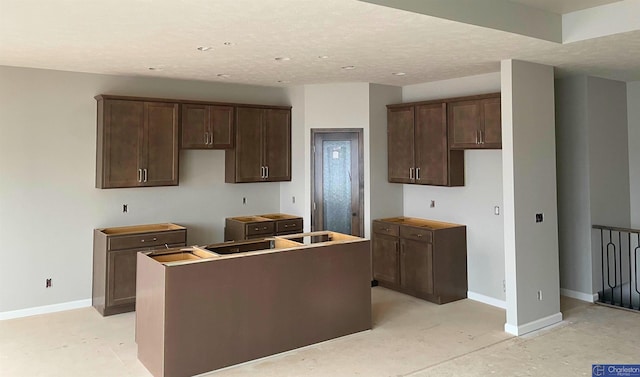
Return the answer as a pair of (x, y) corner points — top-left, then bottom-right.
(372, 217), (467, 304)
(372, 233), (399, 285)
(92, 223), (186, 316)
(224, 213), (303, 241)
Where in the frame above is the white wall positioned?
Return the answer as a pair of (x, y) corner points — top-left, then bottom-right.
(402, 72), (506, 305)
(368, 84), (403, 222)
(588, 77), (630, 229)
(555, 76), (593, 298)
(555, 76), (631, 300)
(303, 83), (374, 236)
(502, 60), (561, 335)
(629, 81), (640, 228)
(587, 77), (630, 294)
(0, 66), (290, 314)
(280, 86), (306, 223)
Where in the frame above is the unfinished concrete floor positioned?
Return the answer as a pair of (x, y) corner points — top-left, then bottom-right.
(0, 287), (638, 377)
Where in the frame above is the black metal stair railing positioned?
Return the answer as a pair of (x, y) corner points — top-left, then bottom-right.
(593, 225), (640, 311)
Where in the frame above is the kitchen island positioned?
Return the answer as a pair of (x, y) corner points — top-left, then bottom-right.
(135, 231), (371, 377)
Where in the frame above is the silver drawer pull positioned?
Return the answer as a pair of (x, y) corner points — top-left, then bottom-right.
(254, 227), (260, 231)
(414, 234), (423, 238)
(385, 228), (391, 232)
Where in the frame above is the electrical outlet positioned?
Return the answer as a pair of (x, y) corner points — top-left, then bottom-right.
(430, 200), (435, 208)
(537, 290), (543, 300)
(536, 213), (543, 223)
(122, 204), (128, 213)
(494, 206), (500, 215)
(46, 278), (52, 288)
(292, 196), (296, 204)
(242, 197), (247, 205)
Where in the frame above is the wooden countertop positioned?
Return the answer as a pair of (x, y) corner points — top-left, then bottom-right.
(375, 217), (464, 230)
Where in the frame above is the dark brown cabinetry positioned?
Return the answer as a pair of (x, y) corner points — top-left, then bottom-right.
(92, 223), (186, 316)
(95, 95), (179, 188)
(387, 102), (464, 186)
(372, 217), (467, 304)
(181, 104), (234, 149)
(448, 94), (501, 149)
(225, 106), (291, 183)
(224, 213), (303, 241)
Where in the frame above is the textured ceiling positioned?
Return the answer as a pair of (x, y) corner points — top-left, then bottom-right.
(0, 0), (638, 87)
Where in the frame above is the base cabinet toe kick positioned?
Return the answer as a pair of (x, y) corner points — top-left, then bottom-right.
(135, 231), (371, 377)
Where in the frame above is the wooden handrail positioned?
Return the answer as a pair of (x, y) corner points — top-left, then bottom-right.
(593, 224), (640, 234)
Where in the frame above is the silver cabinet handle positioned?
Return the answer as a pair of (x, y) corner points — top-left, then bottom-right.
(143, 168), (148, 182)
(260, 166), (265, 178)
(265, 166), (269, 179)
(409, 167), (414, 180)
(480, 129), (484, 144)
(204, 132), (209, 144)
(476, 130), (479, 144)
(209, 132), (213, 145)
(416, 167), (421, 180)
(138, 169), (142, 183)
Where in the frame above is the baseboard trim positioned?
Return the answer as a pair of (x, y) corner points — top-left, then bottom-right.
(504, 312), (563, 336)
(0, 299), (92, 321)
(560, 288), (597, 303)
(467, 291), (506, 309)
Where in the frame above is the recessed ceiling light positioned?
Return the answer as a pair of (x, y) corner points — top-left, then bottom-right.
(148, 67), (162, 71)
(217, 74), (231, 78)
(223, 42), (233, 46)
(275, 57), (291, 61)
(341, 65), (356, 70)
(392, 72), (406, 76)
(318, 55), (329, 59)
(197, 46), (212, 51)
(277, 80), (290, 83)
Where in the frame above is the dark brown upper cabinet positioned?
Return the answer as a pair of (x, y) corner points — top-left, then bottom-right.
(225, 106), (291, 183)
(448, 94), (501, 149)
(181, 104), (234, 149)
(96, 95), (179, 189)
(387, 102), (463, 186)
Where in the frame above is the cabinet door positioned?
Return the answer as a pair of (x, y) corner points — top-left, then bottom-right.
(372, 234), (399, 285)
(99, 100), (144, 188)
(263, 108), (291, 182)
(415, 103), (447, 186)
(233, 107), (264, 182)
(210, 105), (234, 149)
(144, 102), (179, 186)
(400, 238), (434, 296)
(448, 100), (481, 149)
(387, 106), (415, 183)
(106, 249), (138, 308)
(181, 104), (209, 149)
(480, 97), (502, 149)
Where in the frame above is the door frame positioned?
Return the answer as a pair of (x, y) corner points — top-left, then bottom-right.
(310, 128), (364, 237)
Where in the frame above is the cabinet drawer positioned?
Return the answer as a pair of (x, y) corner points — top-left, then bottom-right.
(108, 230), (186, 250)
(373, 221), (399, 237)
(245, 222), (275, 236)
(275, 218), (303, 234)
(400, 226), (432, 243)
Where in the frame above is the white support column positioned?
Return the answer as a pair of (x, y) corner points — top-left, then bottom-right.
(501, 60), (563, 336)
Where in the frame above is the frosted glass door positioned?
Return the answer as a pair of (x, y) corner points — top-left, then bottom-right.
(322, 140), (352, 234)
(311, 130), (363, 237)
